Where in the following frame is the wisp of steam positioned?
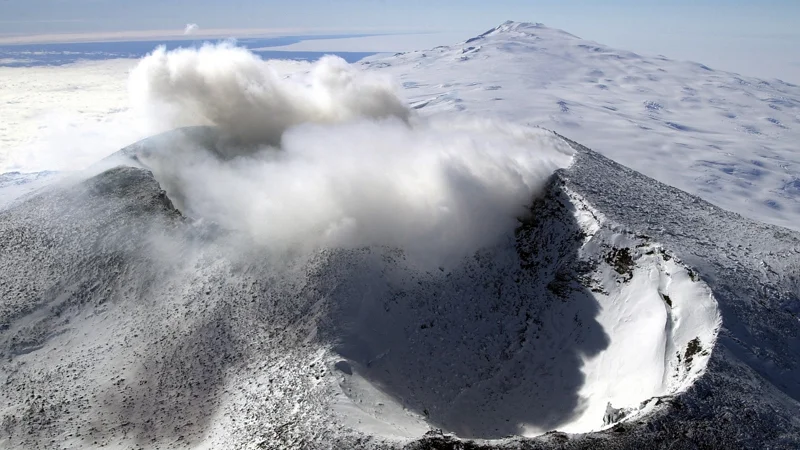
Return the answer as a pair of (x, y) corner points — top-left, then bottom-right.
(128, 43), (574, 266)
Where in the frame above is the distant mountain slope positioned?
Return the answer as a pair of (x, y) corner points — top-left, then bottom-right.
(364, 21), (800, 231)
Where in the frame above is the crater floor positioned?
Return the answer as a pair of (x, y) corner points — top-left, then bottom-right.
(324, 179), (720, 440)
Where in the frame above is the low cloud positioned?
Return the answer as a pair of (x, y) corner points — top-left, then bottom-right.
(0, 59), (145, 173)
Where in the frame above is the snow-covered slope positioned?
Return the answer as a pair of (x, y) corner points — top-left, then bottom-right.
(2, 21), (800, 450)
(325, 174), (721, 440)
(363, 21), (800, 231)
(1, 127), (797, 449)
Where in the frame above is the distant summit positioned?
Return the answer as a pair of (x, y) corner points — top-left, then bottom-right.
(364, 18), (800, 231)
(487, 20), (549, 34)
(466, 20), (580, 44)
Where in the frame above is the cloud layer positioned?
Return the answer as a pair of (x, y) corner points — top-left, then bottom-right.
(0, 59), (144, 173)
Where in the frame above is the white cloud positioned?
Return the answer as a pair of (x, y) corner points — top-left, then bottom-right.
(0, 44), (573, 266)
(129, 43), (410, 147)
(184, 23), (200, 35)
(0, 59), (145, 172)
(128, 44), (573, 266)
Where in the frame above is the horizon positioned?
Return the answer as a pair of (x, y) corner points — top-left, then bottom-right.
(2, 1), (800, 82)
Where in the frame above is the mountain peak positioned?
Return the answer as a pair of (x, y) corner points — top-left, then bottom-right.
(468, 20), (579, 43)
(482, 20), (545, 35)
(498, 20), (546, 30)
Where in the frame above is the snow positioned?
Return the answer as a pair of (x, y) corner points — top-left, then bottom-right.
(2, 21), (800, 233)
(1, 20), (799, 450)
(568, 234), (720, 433)
(326, 186), (721, 439)
(0, 171), (60, 210)
(362, 21), (800, 231)
(331, 367), (430, 439)
(0, 154), (726, 448)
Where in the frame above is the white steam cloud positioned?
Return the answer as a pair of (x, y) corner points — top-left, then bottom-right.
(129, 43), (409, 147)
(129, 44), (573, 266)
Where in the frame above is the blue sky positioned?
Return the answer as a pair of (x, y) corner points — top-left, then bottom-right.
(2, 0), (798, 35)
(1, 0), (799, 81)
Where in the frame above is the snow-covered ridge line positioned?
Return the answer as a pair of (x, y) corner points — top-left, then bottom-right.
(409, 134), (800, 448)
(470, 20), (581, 42)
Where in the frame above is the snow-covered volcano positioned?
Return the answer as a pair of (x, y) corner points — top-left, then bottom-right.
(364, 21), (800, 232)
(0, 129), (726, 448)
(1, 22), (799, 450)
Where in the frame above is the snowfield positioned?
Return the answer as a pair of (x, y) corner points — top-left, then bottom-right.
(1, 21), (799, 450)
(363, 21), (800, 232)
